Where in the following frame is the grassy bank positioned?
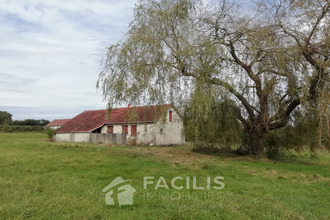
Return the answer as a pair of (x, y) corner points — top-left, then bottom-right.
(0, 133), (329, 219)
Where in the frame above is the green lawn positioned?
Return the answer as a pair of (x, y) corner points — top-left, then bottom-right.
(0, 132), (329, 219)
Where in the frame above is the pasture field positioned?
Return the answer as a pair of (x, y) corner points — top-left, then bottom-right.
(0, 132), (329, 219)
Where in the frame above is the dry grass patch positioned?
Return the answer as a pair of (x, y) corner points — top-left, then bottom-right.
(244, 168), (330, 185)
(121, 145), (217, 167)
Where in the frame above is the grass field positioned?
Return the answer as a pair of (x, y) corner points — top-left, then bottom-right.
(0, 132), (329, 219)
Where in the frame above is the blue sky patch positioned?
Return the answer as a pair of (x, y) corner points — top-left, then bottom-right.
(2, 12), (41, 33)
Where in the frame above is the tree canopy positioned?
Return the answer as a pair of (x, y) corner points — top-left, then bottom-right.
(98, 0), (329, 156)
(0, 111), (12, 125)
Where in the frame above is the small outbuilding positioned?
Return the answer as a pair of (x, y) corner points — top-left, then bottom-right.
(54, 104), (185, 145)
(44, 119), (70, 130)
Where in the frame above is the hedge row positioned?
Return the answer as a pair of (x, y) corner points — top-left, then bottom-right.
(0, 125), (44, 132)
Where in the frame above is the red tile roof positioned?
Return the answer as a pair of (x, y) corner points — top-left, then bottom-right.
(44, 119), (70, 127)
(55, 104), (171, 133)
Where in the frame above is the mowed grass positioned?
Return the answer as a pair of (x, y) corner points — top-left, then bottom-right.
(0, 133), (329, 220)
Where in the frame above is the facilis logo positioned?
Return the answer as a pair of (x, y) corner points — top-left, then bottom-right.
(102, 177), (136, 206)
(144, 176), (225, 190)
(103, 176), (225, 206)
(143, 176), (225, 201)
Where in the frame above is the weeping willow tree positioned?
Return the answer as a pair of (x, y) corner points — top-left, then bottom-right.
(98, 0), (329, 156)
(269, 0), (330, 155)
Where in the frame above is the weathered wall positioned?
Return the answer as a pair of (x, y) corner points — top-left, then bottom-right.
(55, 132), (90, 143)
(90, 133), (126, 145)
(74, 133), (91, 142)
(136, 124), (156, 145)
(154, 107), (185, 145)
(54, 133), (71, 142)
(55, 132), (127, 145)
(101, 124), (137, 136)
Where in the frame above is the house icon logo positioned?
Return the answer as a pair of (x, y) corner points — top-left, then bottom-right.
(102, 176), (136, 206)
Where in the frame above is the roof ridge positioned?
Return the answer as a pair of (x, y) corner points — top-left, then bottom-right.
(84, 104), (171, 111)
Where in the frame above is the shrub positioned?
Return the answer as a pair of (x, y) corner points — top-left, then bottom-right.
(45, 128), (54, 141)
(1, 123), (12, 133)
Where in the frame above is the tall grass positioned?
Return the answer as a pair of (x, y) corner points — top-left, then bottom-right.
(0, 133), (329, 219)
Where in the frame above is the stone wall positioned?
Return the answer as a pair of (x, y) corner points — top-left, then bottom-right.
(55, 133), (127, 145)
(90, 133), (127, 145)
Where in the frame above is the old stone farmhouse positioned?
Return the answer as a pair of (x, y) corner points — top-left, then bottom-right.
(54, 104), (185, 145)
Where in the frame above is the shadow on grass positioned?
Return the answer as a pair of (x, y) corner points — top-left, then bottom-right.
(192, 144), (330, 166)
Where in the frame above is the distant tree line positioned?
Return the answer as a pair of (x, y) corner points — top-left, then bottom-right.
(11, 119), (50, 126)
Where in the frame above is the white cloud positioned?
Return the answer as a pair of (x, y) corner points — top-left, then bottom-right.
(0, 0), (138, 120)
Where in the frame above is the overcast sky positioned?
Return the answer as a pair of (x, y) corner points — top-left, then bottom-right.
(0, 0), (138, 120)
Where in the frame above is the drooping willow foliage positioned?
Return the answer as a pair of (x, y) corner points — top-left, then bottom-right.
(98, 0), (329, 156)
(183, 95), (242, 147)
